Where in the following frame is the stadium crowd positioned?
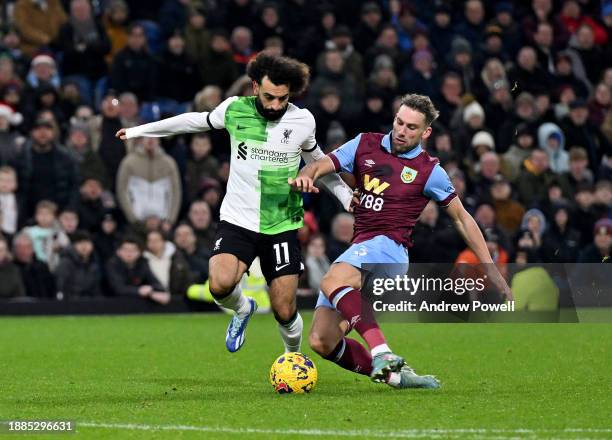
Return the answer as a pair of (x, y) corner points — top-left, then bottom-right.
(0, 0), (610, 301)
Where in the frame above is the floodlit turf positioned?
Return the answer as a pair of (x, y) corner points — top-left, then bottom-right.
(1, 313), (611, 439)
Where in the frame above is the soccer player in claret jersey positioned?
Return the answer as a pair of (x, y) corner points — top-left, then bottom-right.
(116, 53), (353, 354)
(290, 94), (513, 389)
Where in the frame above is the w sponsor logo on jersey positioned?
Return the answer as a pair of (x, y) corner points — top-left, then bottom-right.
(400, 166), (418, 184)
(237, 142), (247, 160)
(363, 174), (390, 195)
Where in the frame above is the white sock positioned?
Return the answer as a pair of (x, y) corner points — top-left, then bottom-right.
(278, 312), (303, 353)
(387, 372), (401, 387)
(213, 284), (251, 318)
(371, 343), (391, 357)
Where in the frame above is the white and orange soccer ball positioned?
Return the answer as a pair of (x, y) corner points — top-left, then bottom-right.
(269, 352), (318, 394)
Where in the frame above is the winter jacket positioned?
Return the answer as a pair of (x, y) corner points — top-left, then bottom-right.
(185, 156), (219, 201)
(106, 255), (165, 296)
(493, 199), (526, 236)
(22, 225), (70, 272)
(156, 49), (200, 103)
(54, 18), (111, 80)
(16, 141), (80, 217)
(305, 255), (330, 291)
(0, 131), (25, 167)
(144, 242), (194, 296)
(15, 258), (56, 298)
(198, 50), (238, 91)
(541, 225), (581, 263)
(307, 69), (363, 117)
(0, 260), (26, 297)
(14, 0), (67, 56)
(538, 123), (569, 174)
(516, 161), (557, 208)
(55, 247), (102, 297)
(116, 144), (181, 224)
(502, 145), (532, 182)
(110, 47), (158, 102)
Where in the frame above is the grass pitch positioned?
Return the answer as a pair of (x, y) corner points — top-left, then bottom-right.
(1, 313), (611, 439)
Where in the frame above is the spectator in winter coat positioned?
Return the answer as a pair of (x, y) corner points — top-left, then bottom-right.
(516, 149), (557, 208)
(0, 166), (20, 239)
(102, 0), (129, 65)
(0, 235), (25, 298)
(13, 0), (67, 56)
(173, 223), (209, 283)
(410, 201), (464, 263)
(187, 200), (217, 252)
(116, 137), (181, 225)
(537, 122), (569, 174)
(110, 23), (157, 102)
(143, 229), (193, 296)
(502, 123), (536, 182)
(305, 234), (330, 291)
(22, 200), (70, 271)
(185, 134), (219, 202)
(16, 118), (79, 218)
(489, 174), (525, 236)
(106, 236), (170, 304)
(55, 230), (102, 298)
(541, 203), (581, 263)
(54, 0), (111, 83)
(0, 104), (25, 168)
(577, 218), (612, 262)
(12, 232), (56, 298)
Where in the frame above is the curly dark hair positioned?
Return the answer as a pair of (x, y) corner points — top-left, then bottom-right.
(399, 94), (440, 126)
(246, 52), (310, 97)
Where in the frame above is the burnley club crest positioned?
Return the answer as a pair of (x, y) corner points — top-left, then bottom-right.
(400, 166), (418, 184)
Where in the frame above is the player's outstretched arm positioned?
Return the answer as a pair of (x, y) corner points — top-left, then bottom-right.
(446, 197), (513, 300)
(115, 112), (211, 140)
(288, 156), (336, 194)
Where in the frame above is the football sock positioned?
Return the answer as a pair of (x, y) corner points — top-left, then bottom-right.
(371, 344), (392, 357)
(387, 372), (402, 387)
(211, 283), (251, 318)
(277, 311), (303, 353)
(325, 338), (373, 376)
(328, 287), (388, 351)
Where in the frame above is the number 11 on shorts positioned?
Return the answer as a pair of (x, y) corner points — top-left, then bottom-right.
(274, 242), (290, 270)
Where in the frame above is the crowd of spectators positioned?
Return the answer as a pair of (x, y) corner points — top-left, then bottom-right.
(0, 0), (611, 303)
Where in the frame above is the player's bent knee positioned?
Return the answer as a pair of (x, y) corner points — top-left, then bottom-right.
(308, 331), (335, 357)
(320, 274), (342, 297)
(272, 305), (296, 324)
(208, 274), (236, 297)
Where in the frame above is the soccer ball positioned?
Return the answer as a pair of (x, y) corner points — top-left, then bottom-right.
(269, 352), (318, 394)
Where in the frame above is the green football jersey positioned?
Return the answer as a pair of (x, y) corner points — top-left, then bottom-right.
(207, 96), (317, 234)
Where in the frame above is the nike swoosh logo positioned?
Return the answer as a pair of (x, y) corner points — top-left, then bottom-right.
(275, 263), (290, 271)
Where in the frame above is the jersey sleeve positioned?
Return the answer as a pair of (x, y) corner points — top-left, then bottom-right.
(124, 96), (239, 139)
(206, 96), (239, 129)
(299, 110), (318, 153)
(423, 164), (457, 207)
(327, 134), (362, 173)
(125, 112), (209, 138)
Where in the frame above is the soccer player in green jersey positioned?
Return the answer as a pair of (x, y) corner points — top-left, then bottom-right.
(116, 53), (353, 353)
